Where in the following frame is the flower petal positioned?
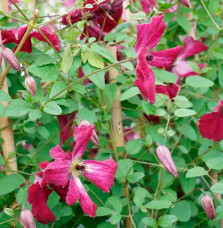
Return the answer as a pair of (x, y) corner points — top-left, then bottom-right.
(44, 159), (71, 187)
(156, 83), (180, 99)
(134, 54), (155, 104)
(66, 176), (97, 217)
(198, 111), (223, 142)
(28, 183), (56, 224)
(140, 0), (156, 13)
(72, 124), (94, 159)
(135, 15), (166, 54)
(83, 159), (117, 192)
(150, 46), (183, 70)
(178, 36), (207, 60)
(172, 60), (196, 77)
(49, 145), (71, 160)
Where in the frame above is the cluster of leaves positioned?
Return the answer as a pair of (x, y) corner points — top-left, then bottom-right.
(0, 0), (223, 227)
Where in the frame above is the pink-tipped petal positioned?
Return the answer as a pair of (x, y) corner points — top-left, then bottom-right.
(156, 145), (178, 177)
(49, 145), (71, 160)
(44, 159), (71, 187)
(135, 15), (166, 54)
(66, 176), (97, 217)
(72, 124), (94, 159)
(83, 159), (117, 192)
(28, 183), (56, 224)
(134, 54), (155, 104)
(150, 46), (183, 70)
(172, 60), (196, 77)
(202, 194), (216, 220)
(178, 36), (208, 60)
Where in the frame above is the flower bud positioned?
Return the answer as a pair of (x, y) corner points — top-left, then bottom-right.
(0, 49), (3, 65)
(2, 47), (21, 72)
(79, 120), (99, 146)
(202, 194), (215, 220)
(25, 76), (37, 96)
(156, 145), (178, 177)
(20, 208), (36, 228)
(178, 0), (190, 7)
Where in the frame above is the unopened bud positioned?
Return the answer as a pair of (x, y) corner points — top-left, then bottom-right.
(0, 49), (2, 65)
(156, 145), (178, 177)
(201, 194), (215, 220)
(79, 120), (99, 146)
(25, 76), (37, 96)
(178, 0), (190, 7)
(20, 208), (36, 228)
(2, 47), (21, 72)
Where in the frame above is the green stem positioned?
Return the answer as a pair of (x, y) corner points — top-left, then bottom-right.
(0, 169), (34, 176)
(10, 0), (30, 21)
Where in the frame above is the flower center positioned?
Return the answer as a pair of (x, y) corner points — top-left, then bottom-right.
(71, 160), (85, 176)
(146, 53), (153, 62)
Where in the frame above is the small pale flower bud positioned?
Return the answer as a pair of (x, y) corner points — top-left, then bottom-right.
(20, 209), (36, 228)
(178, 0), (190, 7)
(25, 76), (37, 96)
(156, 145), (178, 177)
(0, 49), (3, 65)
(202, 194), (215, 220)
(2, 47), (21, 72)
(79, 120), (99, 146)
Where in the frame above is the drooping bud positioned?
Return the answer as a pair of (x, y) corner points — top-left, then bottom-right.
(178, 0), (190, 7)
(79, 120), (99, 146)
(20, 208), (36, 228)
(201, 194), (216, 220)
(2, 47), (21, 72)
(25, 76), (37, 96)
(156, 145), (178, 177)
(0, 49), (3, 65)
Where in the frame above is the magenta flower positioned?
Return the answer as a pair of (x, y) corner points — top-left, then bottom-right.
(156, 145), (178, 177)
(134, 15), (182, 104)
(1, 25), (60, 53)
(44, 124), (117, 217)
(140, 0), (156, 13)
(201, 194), (216, 220)
(198, 101), (223, 142)
(63, 0), (75, 8)
(28, 162), (69, 224)
(172, 36), (207, 77)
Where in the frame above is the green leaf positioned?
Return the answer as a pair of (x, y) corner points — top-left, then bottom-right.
(29, 109), (43, 121)
(49, 81), (67, 99)
(0, 90), (11, 102)
(176, 15), (191, 32)
(210, 183), (223, 194)
(133, 187), (152, 207)
(153, 68), (178, 84)
(128, 172), (145, 183)
(0, 153), (4, 166)
(131, 12), (146, 20)
(174, 96), (193, 108)
(96, 207), (114, 216)
(110, 214), (121, 225)
(186, 166), (208, 178)
(0, 174), (25, 195)
(61, 45), (73, 73)
(170, 200), (191, 222)
(119, 87), (140, 101)
(16, 186), (30, 210)
(107, 196), (122, 213)
(186, 76), (214, 88)
(43, 102), (62, 115)
(27, 64), (59, 81)
(144, 200), (172, 209)
(91, 44), (116, 63)
(125, 139), (144, 155)
(174, 109), (196, 117)
(77, 107), (97, 123)
(115, 159), (134, 183)
(158, 215), (177, 227)
(142, 217), (156, 226)
(68, 56), (82, 78)
(87, 50), (104, 69)
(142, 101), (156, 115)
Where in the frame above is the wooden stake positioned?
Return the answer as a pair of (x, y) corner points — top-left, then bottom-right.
(0, 0), (18, 174)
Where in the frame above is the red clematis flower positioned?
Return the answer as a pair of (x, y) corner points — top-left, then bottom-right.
(44, 123), (117, 217)
(62, 0), (123, 40)
(1, 25), (60, 53)
(140, 0), (157, 13)
(28, 162), (68, 224)
(198, 101), (223, 142)
(134, 15), (182, 104)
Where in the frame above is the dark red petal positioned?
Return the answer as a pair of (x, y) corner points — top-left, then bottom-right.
(28, 183), (56, 224)
(61, 9), (84, 25)
(156, 83), (180, 99)
(30, 26), (61, 52)
(140, 0), (156, 13)
(198, 112), (223, 142)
